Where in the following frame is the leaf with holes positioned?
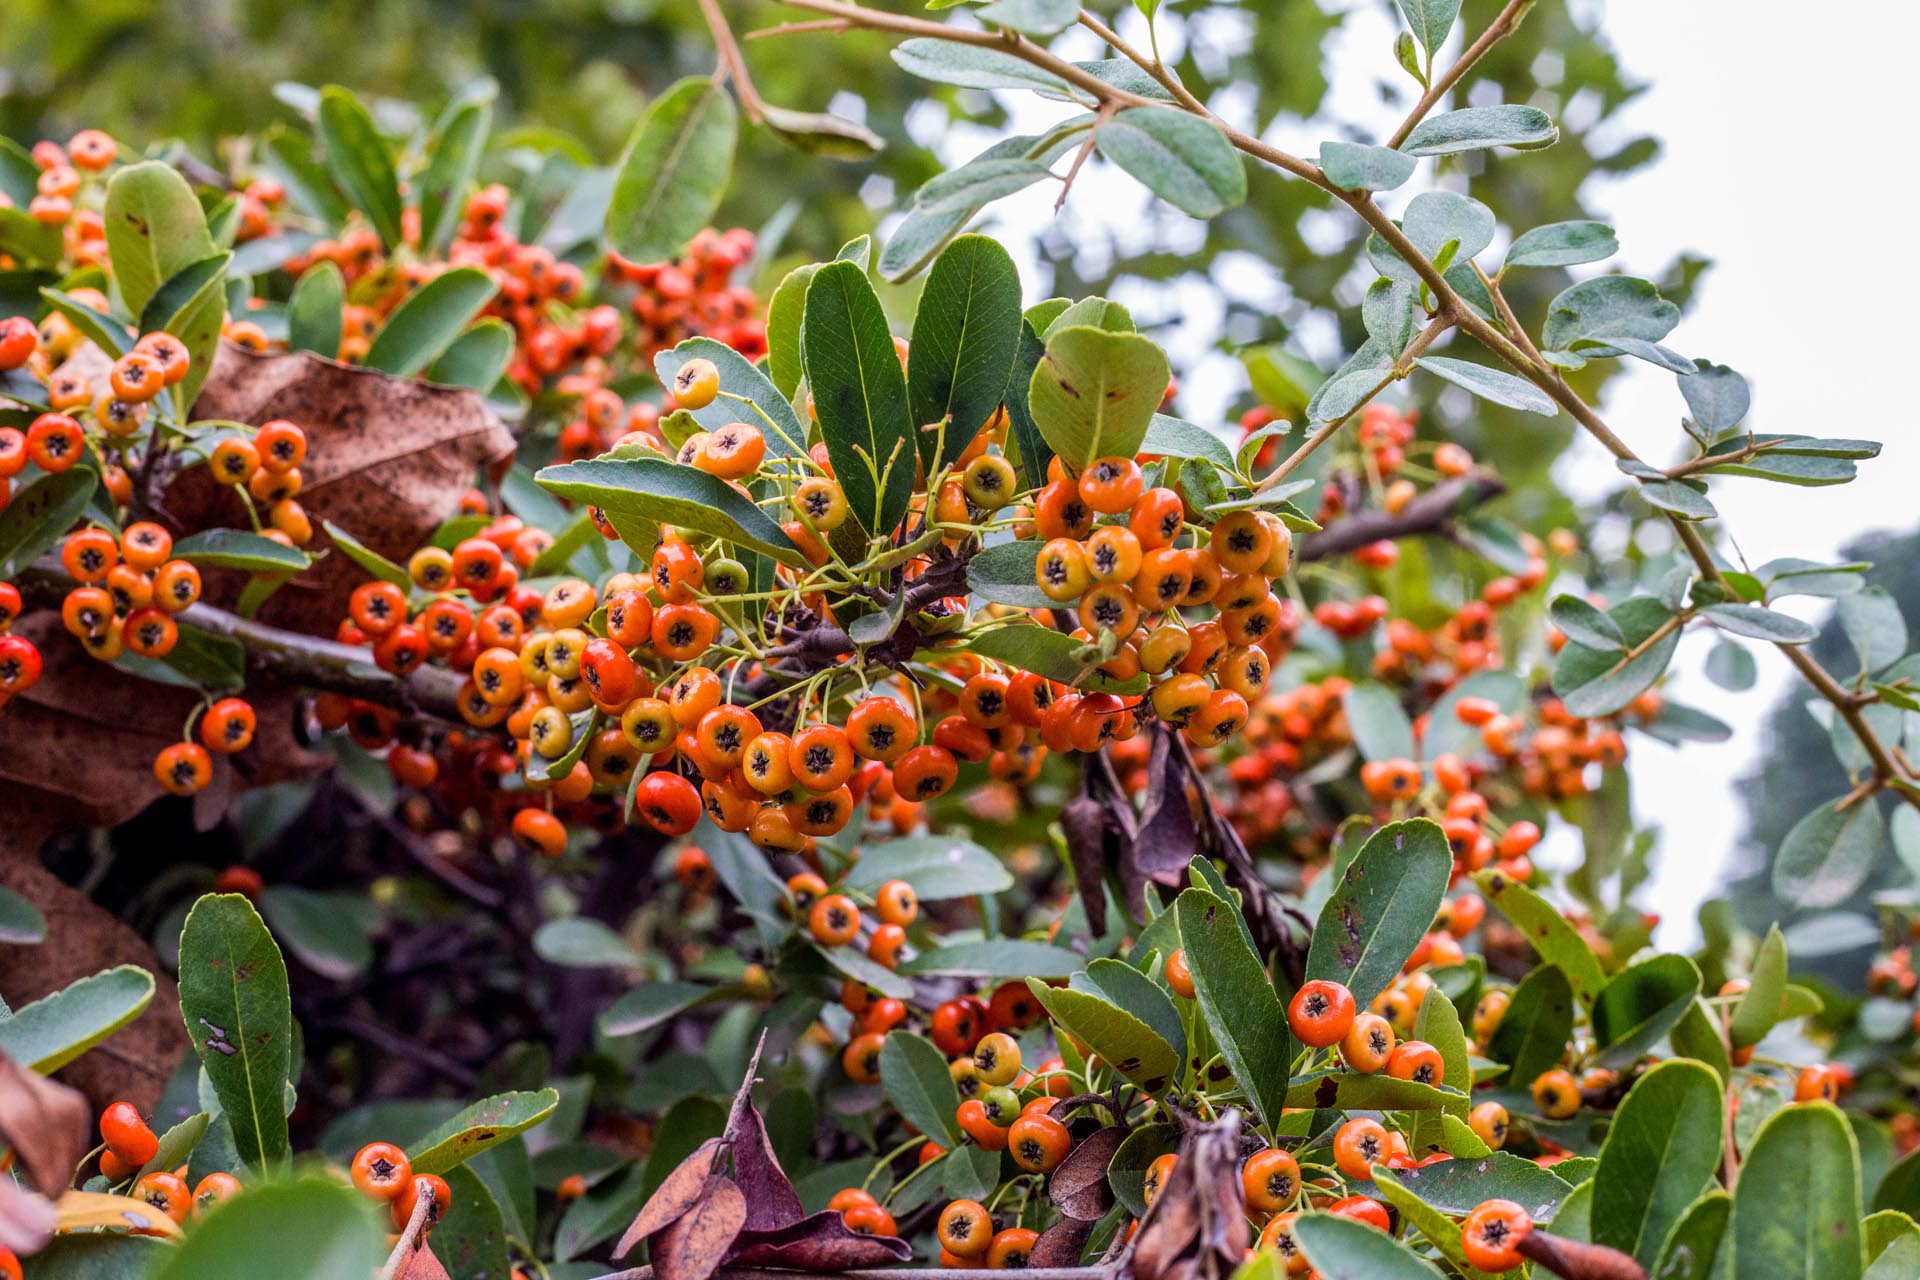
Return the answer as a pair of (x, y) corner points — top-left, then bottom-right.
(177, 894), (291, 1169)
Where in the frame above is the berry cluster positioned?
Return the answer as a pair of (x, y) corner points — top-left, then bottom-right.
(93, 1100), (241, 1230)
(349, 1141), (452, 1237)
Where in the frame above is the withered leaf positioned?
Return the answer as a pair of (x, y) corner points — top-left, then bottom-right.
(1049, 1124), (1125, 1222)
(1131, 731), (1199, 884)
(613, 1137), (722, 1259)
(170, 343), (515, 634)
(727, 1210), (914, 1268)
(651, 1175), (747, 1280)
(1124, 1114), (1247, 1280)
(1029, 1215), (1095, 1267)
(726, 1093), (804, 1231)
(1062, 790), (1114, 939)
(388, 1237), (453, 1280)
(0, 1050), (90, 1195)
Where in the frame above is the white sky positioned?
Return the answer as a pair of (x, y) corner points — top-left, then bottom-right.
(882, 0), (1920, 946)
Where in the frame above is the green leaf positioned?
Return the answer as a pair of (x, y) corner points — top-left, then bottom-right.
(1474, 871), (1606, 1007)
(1839, 588), (1907, 675)
(1027, 980), (1178, 1094)
(428, 317), (515, 392)
(1593, 1060), (1725, 1266)
(1043, 297), (1134, 338)
(1400, 105), (1558, 156)
(537, 457), (803, 565)
(1356, 1152), (1571, 1220)
(1550, 595), (1625, 651)
(137, 1111), (211, 1182)
(0, 963), (154, 1073)
(257, 887), (372, 982)
(599, 981), (715, 1037)
(1142, 414), (1235, 468)
(1083, 958), (1185, 1072)
(316, 87), (403, 248)
(821, 943), (915, 999)
(900, 939), (1086, 978)
(1876, 1149), (1920, 1217)
(656, 335), (808, 459)
(140, 252), (228, 337)
(1551, 594), (1679, 718)
(1679, 360), (1749, 432)
(417, 102), (492, 255)
(1319, 141), (1417, 192)
(880, 1031), (964, 1147)
(0, 885), (46, 944)
(907, 235), (1022, 469)
(1306, 819), (1450, 1005)
(1591, 953), (1701, 1070)
(1413, 356), (1556, 415)
(1702, 603), (1817, 644)
(1730, 924), (1789, 1049)
(842, 834), (1015, 899)
(435, 1164), (511, 1280)
(765, 263), (820, 398)
(1369, 1168), (1500, 1277)
(1027, 324), (1170, 470)
(977, 0), (1079, 34)
(760, 103), (885, 158)
(0, 208), (64, 266)
(958, 619), (1146, 695)
(891, 38), (1077, 95)
(286, 259), (345, 358)
(1095, 109), (1246, 218)
(104, 161), (217, 317)
(1542, 275), (1681, 361)
(178, 895), (291, 1168)
(531, 918), (637, 969)
(1109, 1124), (1179, 1216)
(1342, 683), (1415, 762)
(606, 77), (739, 264)
(1174, 887), (1292, 1127)
(173, 528), (312, 573)
(0, 467), (97, 575)
(409, 1089), (560, 1176)
(1669, 997), (1732, 1086)
(152, 1177), (380, 1280)
(1505, 220), (1619, 269)
(362, 266), (497, 376)
(1865, 1208), (1920, 1263)
(965, 539), (1053, 609)
(1394, 0), (1462, 55)
(320, 520), (408, 587)
(1003, 319), (1053, 485)
(1654, 1190), (1731, 1280)
(915, 158), (1055, 213)
(1733, 1104), (1863, 1280)
(804, 260), (916, 536)
(1292, 1211), (1447, 1278)
(1774, 795), (1885, 910)
(1488, 963), (1575, 1090)
(40, 288), (133, 357)
(1868, 1232), (1920, 1279)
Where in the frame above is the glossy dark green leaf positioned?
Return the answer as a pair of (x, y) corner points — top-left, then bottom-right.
(1669, 997), (1732, 1086)
(959, 619), (1147, 695)
(1108, 1123), (1178, 1216)
(426, 317), (514, 392)
(537, 457), (803, 565)
(880, 1030), (964, 1147)
(0, 468), (97, 575)
(907, 235), (1021, 469)
(1591, 954), (1701, 1070)
(599, 981), (715, 1038)
(362, 266), (496, 376)
(286, 259), (344, 358)
(1488, 963), (1575, 1090)
(0, 963), (154, 1073)
(434, 1163), (511, 1280)
(804, 260), (916, 536)
(316, 87), (403, 247)
(410, 1089), (559, 1176)
(765, 263), (820, 398)
(1306, 819), (1450, 1004)
(1593, 1060), (1724, 1266)
(1653, 1190), (1730, 1280)
(1083, 958), (1185, 1075)
(1293, 1210), (1447, 1277)
(1774, 794), (1886, 910)
(606, 76), (738, 264)
(1095, 109), (1246, 218)
(178, 894), (292, 1168)
(171, 528), (311, 574)
(1401, 104), (1558, 156)
(320, 520), (408, 587)
(1174, 887), (1290, 1127)
(104, 160), (217, 316)
(417, 102), (492, 255)
(1475, 870), (1607, 1006)
(1732, 1104), (1863, 1280)
(1356, 1152), (1570, 1220)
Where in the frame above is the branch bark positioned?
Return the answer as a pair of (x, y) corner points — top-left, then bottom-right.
(1298, 469), (1506, 562)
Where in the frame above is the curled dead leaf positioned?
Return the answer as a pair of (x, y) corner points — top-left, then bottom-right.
(726, 1093), (805, 1231)
(1029, 1215), (1096, 1268)
(613, 1137), (723, 1260)
(650, 1176), (747, 1280)
(1049, 1124), (1125, 1222)
(0, 1050), (90, 1196)
(1123, 1113), (1246, 1280)
(727, 1210), (915, 1269)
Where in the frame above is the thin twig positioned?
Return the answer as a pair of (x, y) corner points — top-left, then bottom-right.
(1385, 0), (1536, 149)
(699, 0), (766, 123)
(1298, 469), (1505, 562)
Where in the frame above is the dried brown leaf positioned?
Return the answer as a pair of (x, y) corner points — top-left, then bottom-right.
(613, 1137), (723, 1259)
(0, 1050), (90, 1195)
(651, 1175), (746, 1280)
(1049, 1125), (1125, 1221)
(1029, 1215), (1095, 1268)
(388, 1238), (454, 1280)
(726, 1094), (804, 1231)
(1124, 1114), (1246, 1280)
(726, 1210), (914, 1268)
(169, 343), (514, 634)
